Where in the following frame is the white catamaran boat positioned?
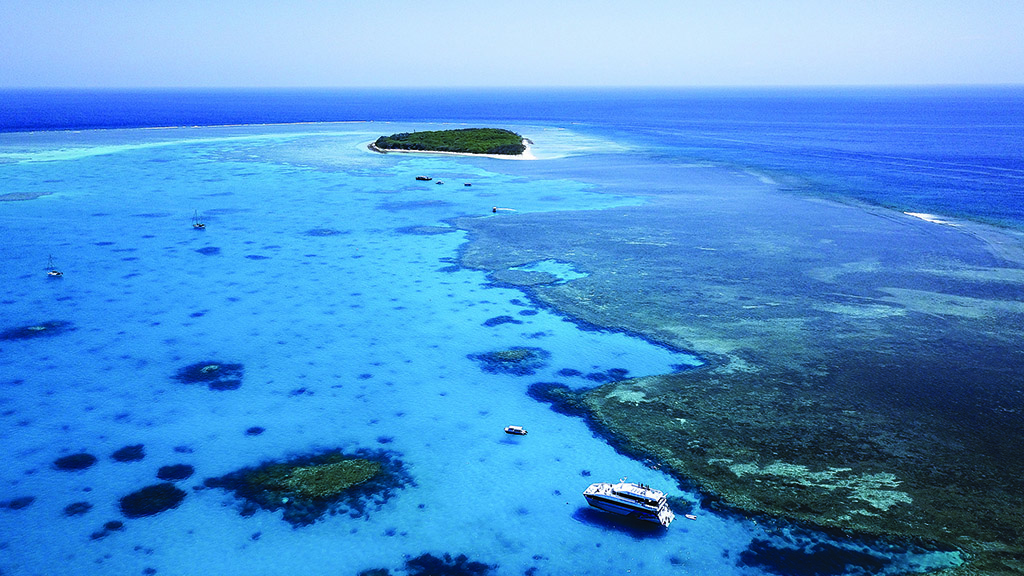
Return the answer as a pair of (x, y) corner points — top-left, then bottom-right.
(583, 479), (675, 527)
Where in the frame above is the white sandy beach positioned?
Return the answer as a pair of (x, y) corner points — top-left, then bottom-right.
(904, 211), (957, 226)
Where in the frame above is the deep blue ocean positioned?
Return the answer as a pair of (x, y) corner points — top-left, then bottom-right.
(1, 88), (1021, 575)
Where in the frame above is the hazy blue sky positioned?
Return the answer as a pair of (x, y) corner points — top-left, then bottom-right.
(2, 0), (1022, 87)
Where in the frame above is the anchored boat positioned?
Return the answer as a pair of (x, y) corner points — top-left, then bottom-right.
(583, 479), (675, 527)
(46, 255), (63, 277)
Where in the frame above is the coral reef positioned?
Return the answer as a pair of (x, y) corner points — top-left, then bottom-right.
(482, 315), (522, 327)
(467, 347), (550, 376)
(738, 538), (889, 576)
(0, 320), (74, 341)
(53, 453), (97, 471)
(395, 225), (457, 236)
(203, 449), (409, 527)
(195, 246), (220, 255)
(527, 383), (590, 417)
(156, 464), (194, 481)
(489, 269), (559, 287)
(404, 553), (495, 576)
(119, 483), (186, 518)
(1, 496), (35, 510)
(457, 181), (1024, 574)
(173, 361), (244, 391)
(63, 501), (92, 516)
(360, 553), (496, 576)
(304, 228), (350, 237)
(90, 520), (125, 540)
(112, 444), (145, 462)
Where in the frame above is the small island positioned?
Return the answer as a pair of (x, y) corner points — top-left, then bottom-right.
(370, 128), (528, 156)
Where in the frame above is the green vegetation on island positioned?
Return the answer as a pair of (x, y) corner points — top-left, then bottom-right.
(372, 128), (526, 156)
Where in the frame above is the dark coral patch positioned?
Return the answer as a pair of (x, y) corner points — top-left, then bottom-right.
(90, 520), (125, 540)
(156, 464), (194, 481)
(396, 225), (457, 236)
(54, 453), (97, 471)
(195, 246), (221, 255)
(584, 368), (631, 382)
(468, 347), (550, 376)
(64, 501), (93, 516)
(304, 228), (349, 237)
(203, 449), (410, 527)
(359, 554), (495, 576)
(119, 483), (186, 518)
(526, 383), (589, 417)
(737, 538), (890, 576)
(209, 379), (242, 391)
(404, 553), (496, 576)
(482, 315), (523, 327)
(174, 361), (244, 391)
(0, 320), (74, 341)
(245, 254), (271, 260)
(2, 496), (35, 510)
(245, 426), (265, 436)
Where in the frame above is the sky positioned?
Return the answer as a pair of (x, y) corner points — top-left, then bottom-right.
(1, 0), (1022, 88)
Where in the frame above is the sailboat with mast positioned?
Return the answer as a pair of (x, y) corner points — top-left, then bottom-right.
(46, 255), (63, 277)
(191, 210), (206, 230)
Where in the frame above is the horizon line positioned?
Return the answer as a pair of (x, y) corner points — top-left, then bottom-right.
(2, 83), (1023, 91)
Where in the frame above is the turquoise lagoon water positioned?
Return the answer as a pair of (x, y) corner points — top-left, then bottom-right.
(1, 122), (962, 576)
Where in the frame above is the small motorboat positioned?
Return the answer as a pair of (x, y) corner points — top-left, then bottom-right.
(415, 176), (432, 181)
(504, 425), (528, 435)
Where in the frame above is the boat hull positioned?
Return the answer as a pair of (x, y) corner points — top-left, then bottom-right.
(584, 493), (673, 526)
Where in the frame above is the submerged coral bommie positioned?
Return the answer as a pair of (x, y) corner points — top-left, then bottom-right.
(119, 483), (186, 518)
(156, 464), (194, 481)
(280, 460), (382, 499)
(468, 347), (550, 376)
(174, 361), (244, 391)
(0, 321), (74, 341)
(53, 453), (98, 471)
(203, 449), (408, 527)
(304, 228), (349, 237)
(362, 552), (496, 576)
(112, 444), (145, 462)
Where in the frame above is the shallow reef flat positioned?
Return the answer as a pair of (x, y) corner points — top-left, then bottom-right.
(457, 164), (1024, 575)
